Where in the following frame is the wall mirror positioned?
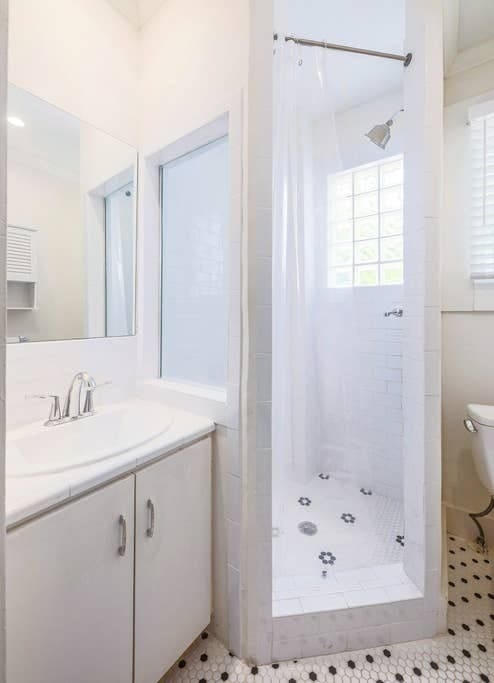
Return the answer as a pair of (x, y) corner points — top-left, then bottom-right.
(6, 84), (137, 343)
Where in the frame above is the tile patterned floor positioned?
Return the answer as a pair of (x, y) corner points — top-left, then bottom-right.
(273, 474), (406, 613)
(163, 536), (493, 682)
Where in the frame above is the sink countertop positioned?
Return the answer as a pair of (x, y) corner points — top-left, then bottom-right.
(6, 399), (215, 528)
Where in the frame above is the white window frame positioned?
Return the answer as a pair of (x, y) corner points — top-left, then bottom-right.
(328, 154), (404, 288)
(158, 116), (230, 395)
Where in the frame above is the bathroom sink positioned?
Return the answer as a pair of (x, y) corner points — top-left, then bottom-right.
(7, 400), (173, 478)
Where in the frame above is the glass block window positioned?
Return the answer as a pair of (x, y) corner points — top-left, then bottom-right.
(328, 155), (404, 287)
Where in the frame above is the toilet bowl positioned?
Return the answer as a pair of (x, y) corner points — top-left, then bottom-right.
(465, 404), (494, 495)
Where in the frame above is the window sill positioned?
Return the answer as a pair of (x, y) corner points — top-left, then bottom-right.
(155, 379), (226, 403)
(138, 379), (230, 428)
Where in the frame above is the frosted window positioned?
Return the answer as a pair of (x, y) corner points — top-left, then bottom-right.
(105, 182), (135, 336)
(328, 155), (404, 287)
(161, 136), (228, 388)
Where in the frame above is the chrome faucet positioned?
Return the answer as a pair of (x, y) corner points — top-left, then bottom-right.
(62, 372), (96, 419)
(27, 371), (111, 426)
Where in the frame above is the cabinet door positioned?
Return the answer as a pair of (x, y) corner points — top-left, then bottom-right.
(134, 438), (212, 683)
(7, 476), (135, 683)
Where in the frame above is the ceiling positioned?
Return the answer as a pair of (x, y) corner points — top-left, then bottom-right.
(8, 84), (80, 182)
(443, 0), (494, 75)
(105, 0), (167, 28)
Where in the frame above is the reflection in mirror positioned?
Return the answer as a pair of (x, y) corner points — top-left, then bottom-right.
(6, 84), (137, 343)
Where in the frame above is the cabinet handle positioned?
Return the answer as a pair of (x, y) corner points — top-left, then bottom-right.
(146, 499), (155, 538)
(118, 514), (127, 556)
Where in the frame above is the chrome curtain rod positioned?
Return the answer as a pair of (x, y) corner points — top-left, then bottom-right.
(274, 34), (413, 67)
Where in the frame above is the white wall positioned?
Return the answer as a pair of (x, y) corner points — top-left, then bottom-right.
(6, 0), (140, 429)
(8, 0), (138, 145)
(137, 0), (249, 655)
(441, 46), (494, 540)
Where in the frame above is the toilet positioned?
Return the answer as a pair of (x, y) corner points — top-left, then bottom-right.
(464, 404), (494, 495)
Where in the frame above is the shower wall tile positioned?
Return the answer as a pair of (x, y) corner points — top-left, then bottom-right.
(243, 0), (274, 664)
(256, 208), (273, 257)
(255, 305), (272, 354)
(227, 473), (242, 525)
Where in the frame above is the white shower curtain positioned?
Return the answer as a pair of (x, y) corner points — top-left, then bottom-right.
(272, 41), (343, 488)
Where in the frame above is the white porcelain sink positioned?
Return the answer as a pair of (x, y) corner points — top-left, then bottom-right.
(7, 400), (173, 478)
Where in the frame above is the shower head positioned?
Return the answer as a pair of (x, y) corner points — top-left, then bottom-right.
(365, 109), (404, 150)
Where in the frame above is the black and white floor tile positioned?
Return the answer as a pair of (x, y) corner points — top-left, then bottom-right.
(163, 536), (492, 682)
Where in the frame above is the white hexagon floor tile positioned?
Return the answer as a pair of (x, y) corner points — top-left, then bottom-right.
(163, 536), (493, 682)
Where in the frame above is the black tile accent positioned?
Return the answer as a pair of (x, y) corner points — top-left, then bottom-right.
(341, 512), (356, 524)
(318, 550), (336, 566)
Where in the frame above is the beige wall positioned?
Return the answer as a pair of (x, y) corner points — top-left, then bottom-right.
(7, 161), (84, 341)
(442, 52), (494, 539)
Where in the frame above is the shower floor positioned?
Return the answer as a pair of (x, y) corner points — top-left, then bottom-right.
(273, 473), (414, 615)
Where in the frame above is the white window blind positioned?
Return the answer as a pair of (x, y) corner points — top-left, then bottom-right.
(470, 111), (494, 280)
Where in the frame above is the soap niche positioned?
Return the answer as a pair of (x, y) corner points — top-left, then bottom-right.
(7, 281), (37, 311)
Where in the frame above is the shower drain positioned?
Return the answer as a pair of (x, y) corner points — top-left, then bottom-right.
(298, 521), (318, 536)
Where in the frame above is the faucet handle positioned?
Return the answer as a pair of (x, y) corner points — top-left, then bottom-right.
(82, 380), (112, 415)
(26, 394), (62, 423)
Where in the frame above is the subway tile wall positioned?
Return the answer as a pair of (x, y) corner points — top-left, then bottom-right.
(318, 286), (404, 500)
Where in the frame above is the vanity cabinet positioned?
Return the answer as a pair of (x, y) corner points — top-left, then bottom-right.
(7, 476), (135, 683)
(6, 437), (212, 683)
(134, 439), (212, 683)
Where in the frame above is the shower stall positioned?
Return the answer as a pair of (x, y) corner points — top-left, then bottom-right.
(269, 0), (443, 635)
